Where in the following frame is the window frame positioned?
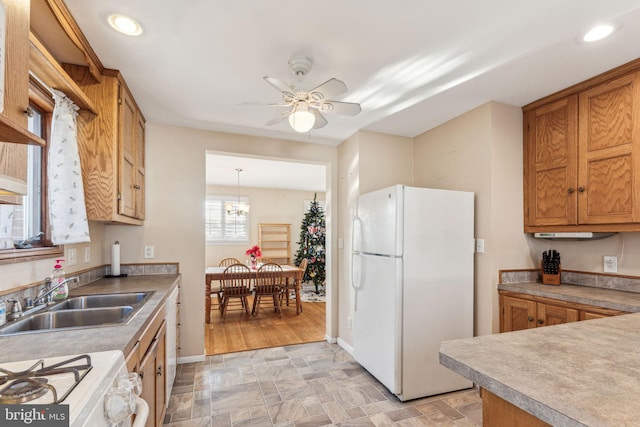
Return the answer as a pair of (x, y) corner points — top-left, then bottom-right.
(205, 194), (250, 244)
(0, 77), (62, 263)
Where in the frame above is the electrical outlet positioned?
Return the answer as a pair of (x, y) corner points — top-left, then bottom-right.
(67, 248), (77, 266)
(144, 246), (155, 259)
(475, 239), (485, 253)
(84, 247), (91, 263)
(604, 256), (618, 273)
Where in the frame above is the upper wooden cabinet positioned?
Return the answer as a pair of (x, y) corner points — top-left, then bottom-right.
(0, 0), (47, 205)
(65, 65), (146, 224)
(577, 72), (640, 225)
(524, 60), (640, 232)
(524, 96), (578, 227)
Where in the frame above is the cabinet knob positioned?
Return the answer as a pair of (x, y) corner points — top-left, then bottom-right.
(537, 319), (544, 325)
(578, 187), (585, 193)
(527, 316), (534, 322)
(133, 184), (141, 190)
(24, 107), (34, 118)
(567, 188), (574, 194)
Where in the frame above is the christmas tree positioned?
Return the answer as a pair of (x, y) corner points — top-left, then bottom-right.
(294, 194), (326, 294)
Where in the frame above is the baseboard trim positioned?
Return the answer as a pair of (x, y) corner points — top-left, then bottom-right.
(337, 337), (353, 355)
(178, 354), (206, 364)
(325, 335), (337, 344)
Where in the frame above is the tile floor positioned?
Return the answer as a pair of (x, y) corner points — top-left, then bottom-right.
(163, 342), (481, 426)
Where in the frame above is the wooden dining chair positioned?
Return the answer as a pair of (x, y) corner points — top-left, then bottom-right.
(209, 258), (242, 314)
(283, 258), (308, 310)
(220, 263), (252, 321)
(219, 257), (241, 267)
(252, 263), (284, 318)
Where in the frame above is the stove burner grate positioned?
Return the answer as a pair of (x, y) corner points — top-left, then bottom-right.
(0, 354), (92, 404)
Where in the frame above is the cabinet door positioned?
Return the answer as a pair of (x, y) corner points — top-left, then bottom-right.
(581, 311), (609, 321)
(578, 72), (640, 224)
(155, 322), (167, 426)
(119, 83), (137, 219)
(537, 303), (578, 327)
(501, 295), (536, 332)
(0, 0), (31, 204)
(135, 113), (145, 220)
(139, 338), (158, 427)
(524, 96), (578, 227)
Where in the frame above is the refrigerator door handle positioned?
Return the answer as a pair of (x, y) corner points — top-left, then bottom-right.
(352, 214), (362, 252)
(351, 252), (362, 311)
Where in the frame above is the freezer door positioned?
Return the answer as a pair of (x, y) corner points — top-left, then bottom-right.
(354, 185), (403, 257)
(352, 253), (403, 394)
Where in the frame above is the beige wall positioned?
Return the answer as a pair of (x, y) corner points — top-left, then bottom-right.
(337, 130), (414, 346)
(0, 221), (106, 291)
(414, 102), (531, 335)
(205, 185), (325, 266)
(104, 123), (338, 358)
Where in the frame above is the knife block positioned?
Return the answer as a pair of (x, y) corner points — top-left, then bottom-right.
(541, 261), (561, 285)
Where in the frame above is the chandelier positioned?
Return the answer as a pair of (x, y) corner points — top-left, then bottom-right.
(225, 168), (250, 216)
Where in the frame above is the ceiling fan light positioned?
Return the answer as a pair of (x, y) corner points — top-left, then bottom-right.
(288, 104), (316, 133)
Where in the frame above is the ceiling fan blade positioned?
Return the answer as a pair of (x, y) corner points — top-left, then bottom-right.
(313, 100), (361, 116)
(312, 112), (328, 129)
(239, 101), (290, 107)
(265, 111), (290, 126)
(263, 76), (295, 96)
(308, 78), (348, 100)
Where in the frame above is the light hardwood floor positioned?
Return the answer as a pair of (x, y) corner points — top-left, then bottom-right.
(205, 295), (326, 355)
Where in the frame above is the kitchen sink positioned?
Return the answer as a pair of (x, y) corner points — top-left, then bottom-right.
(0, 307), (134, 335)
(0, 291), (154, 336)
(48, 292), (150, 311)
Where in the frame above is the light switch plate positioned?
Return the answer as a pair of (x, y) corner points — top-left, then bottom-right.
(475, 239), (485, 253)
(604, 256), (618, 273)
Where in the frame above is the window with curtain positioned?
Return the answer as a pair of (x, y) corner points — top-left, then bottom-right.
(0, 76), (62, 262)
(205, 195), (250, 243)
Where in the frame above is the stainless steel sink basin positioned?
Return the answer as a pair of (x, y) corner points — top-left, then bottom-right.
(0, 291), (154, 336)
(0, 307), (134, 335)
(48, 292), (150, 311)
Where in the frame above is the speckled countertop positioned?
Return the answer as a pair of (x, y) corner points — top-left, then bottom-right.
(499, 281), (640, 312)
(440, 282), (640, 426)
(0, 274), (180, 363)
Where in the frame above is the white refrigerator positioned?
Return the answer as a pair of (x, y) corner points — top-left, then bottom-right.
(351, 185), (474, 401)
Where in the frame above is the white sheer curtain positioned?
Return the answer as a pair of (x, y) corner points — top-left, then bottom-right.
(48, 90), (90, 245)
(0, 205), (14, 249)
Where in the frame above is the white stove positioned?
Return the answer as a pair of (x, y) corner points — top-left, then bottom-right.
(0, 350), (146, 427)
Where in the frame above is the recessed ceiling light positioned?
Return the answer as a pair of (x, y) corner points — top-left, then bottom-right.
(579, 21), (622, 43)
(107, 14), (144, 36)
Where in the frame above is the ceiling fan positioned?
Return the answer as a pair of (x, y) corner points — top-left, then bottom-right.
(256, 56), (361, 133)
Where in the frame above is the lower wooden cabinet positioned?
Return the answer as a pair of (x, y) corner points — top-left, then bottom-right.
(126, 303), (167, 427)
(482, 388), (551, 426)
(140, 321), (166, 427)
(500, 290), (627, 333)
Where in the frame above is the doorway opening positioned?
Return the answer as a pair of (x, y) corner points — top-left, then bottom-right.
(205, 152), (330, 355)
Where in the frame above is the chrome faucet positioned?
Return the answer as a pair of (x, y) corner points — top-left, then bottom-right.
(34, 276), (79, 305)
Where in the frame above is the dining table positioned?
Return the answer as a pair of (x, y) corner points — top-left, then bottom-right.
(205, 264), (304, 322)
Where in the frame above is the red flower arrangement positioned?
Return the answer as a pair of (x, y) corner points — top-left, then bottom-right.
(245, 245), (262, 258)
